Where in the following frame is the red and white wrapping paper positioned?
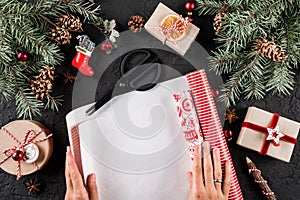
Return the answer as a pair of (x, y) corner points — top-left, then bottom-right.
(186, 70), (243, 200)
(173, 90), (203, 158)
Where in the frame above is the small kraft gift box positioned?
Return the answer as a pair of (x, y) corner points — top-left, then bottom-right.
(145, 2), (200, 56)
(237, 106), (300, 162)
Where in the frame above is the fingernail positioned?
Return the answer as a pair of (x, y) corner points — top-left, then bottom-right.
(66, 146), (71, 156)
(92, 173), (96, 182)
(202, 141), (210, 155)
(214, 147), (220, 154)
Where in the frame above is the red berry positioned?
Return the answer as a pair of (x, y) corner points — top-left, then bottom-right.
(101, 44), (108, 51)
(185, 1), (195, 12)
(12, 149), (24, 161)
(106, 43), (112, 49)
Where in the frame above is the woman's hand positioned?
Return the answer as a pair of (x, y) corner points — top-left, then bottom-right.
(188, 141), (231, 200)
(65, 146), (99, 200)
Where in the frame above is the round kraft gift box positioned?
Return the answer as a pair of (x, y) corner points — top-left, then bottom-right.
(0, 120), (53, 178)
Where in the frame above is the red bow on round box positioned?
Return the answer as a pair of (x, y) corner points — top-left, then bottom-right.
(237, 106), (300, 163)
(0, 120), (53, 180)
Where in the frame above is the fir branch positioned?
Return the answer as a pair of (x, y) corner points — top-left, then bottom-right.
(265, 62), (295, 95)
(44, 95), (63, 111)
(0, 24), (7, 50)
(195, 0), (225, 15)
(41, 0), (100, 22)
(0, 66), (13, 101)
(8, 20), (63, 65)
(222, 52), (260, 106)
(9, 66), (42, 119)
(16, 88), (43, 119)
(0, 0), (102, 118)
(209, 49), (248, 74)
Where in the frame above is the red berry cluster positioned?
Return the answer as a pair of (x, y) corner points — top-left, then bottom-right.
(101, 43), (113, 51)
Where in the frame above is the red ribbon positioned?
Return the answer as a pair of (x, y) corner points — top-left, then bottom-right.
(0, 128), (52, 180)
(242, 113), (297, 155)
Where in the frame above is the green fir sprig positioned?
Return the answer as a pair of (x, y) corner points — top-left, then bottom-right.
(0, 0), (100, 118)
(196, 0), (300, 106)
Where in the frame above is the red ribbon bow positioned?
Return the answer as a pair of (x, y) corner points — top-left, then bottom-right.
(0, 128), (52, 180)
(157, 15), (190, 45)
(242, 113), (297, 155)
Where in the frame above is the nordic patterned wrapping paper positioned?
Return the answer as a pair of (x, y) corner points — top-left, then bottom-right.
(66, 70), (243, 200)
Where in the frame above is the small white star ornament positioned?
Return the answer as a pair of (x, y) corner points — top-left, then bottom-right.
(266, 126), (284, 146)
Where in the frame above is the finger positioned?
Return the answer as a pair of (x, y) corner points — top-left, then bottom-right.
(202, 141), (214, 189)
(187, 171), (193, 189)
(65, 147), (72, 189)
(222, 160), (231, 197)
(192, 145), (204, 189)
(212, 148), (222, 191)
(66, 146), (85, 189)
(87, 173), (99, 200)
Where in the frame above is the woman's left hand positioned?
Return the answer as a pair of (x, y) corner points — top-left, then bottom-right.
(65, 146), (99, 200)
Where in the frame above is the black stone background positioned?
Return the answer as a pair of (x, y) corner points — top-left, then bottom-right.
(0, 0), (299, 199)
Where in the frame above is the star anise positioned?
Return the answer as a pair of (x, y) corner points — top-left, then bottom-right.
(225, 108), (238, 124)
(25, 178), (40, 195)
(63, 70), (77, 84)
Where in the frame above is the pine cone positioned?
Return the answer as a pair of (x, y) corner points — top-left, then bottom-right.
(57, 14), (83, 32)
(255, 38), (287, 61)
(128, 15), (145, 32)
(213, 12), (227, 35)
(30, 66), (55, 100)
(51, 26), (72, 45)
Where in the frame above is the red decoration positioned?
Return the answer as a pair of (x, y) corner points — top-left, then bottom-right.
(72, 50), (94, 76)
(185, 1), (195, 12)
(12, 149), (24, 161)
(223, 129), (233, 141)
(101, 43), (113, 51)
(72, 35), (95, 77)
(17, 52), (29, 62)
(242, 113), (297, 155)
(210, 88), (220, 98)
(0, 128), (52, 180)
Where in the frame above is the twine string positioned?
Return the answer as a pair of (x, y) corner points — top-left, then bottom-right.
(0, 128), (52, 180)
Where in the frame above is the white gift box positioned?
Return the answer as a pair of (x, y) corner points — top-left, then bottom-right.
(145, 3), (200, 56)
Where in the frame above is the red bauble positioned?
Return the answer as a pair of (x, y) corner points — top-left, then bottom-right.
(223, 130), (233, 141)
(185, 1), (195, 12)
(17, 52), (29, 62)
(210, 89), (220, 98)
(12, 149), (24, 161)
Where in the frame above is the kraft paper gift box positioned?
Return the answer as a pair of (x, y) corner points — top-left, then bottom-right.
(145, 3), (200, 56)
(237, 106), (300, 162)
(0, 120), (53, 179)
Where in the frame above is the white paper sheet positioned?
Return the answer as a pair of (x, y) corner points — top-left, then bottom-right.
(67, 75), (193, 200)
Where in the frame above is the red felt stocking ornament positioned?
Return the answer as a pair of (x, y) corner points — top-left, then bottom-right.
(72, 35), (95, 76)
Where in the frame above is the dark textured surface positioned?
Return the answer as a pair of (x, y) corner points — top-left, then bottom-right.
(0, 0), (299, 199)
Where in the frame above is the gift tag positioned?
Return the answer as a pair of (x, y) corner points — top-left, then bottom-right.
(24, 144), (40, 164)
